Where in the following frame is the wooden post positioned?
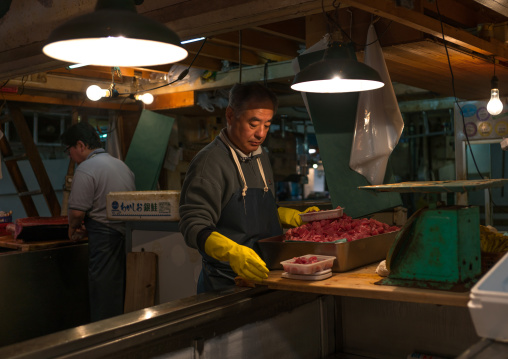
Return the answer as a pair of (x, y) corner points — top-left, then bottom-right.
(7, 104), (61, 217)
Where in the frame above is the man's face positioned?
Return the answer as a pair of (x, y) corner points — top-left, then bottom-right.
(226, 99), (274, 154)
(65, 141), (90, 164)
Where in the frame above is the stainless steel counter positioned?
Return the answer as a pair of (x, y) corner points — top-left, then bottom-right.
(0, 287), (330, 359)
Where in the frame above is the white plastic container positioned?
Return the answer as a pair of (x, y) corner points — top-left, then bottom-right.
(280, 254), (336, 275)
(299, 208), (344, 222)
(468, 251), (508, 341)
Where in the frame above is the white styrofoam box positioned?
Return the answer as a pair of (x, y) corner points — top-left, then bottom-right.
(468, 251), (508, 341)
(107, 190), (180, 221)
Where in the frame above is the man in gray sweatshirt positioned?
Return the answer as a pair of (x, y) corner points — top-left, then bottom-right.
(179, 82), (318, 293)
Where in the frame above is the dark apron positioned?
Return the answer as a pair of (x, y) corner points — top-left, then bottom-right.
(84, 217), (126, 322)
(198, 187), (282, 293)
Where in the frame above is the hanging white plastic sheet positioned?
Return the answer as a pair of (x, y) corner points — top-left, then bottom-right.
(349, 24), (404, 185)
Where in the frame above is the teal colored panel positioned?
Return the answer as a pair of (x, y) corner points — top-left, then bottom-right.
(297, 44), (401, 218)
(124, 110), (174, 190)
(391, 210), (460, 281)
(389, 206), (480, 283)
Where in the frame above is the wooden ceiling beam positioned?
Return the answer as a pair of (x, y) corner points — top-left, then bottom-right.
(0, 93), (140, 111)
(145, 91), (195, 111)
(340, 0), (508, 61)
(178, 53), (224, 71)
(1, 0), (506, 81)
(47, 67), (123, 83)
(184, 40), (262, 66)
(0, 0), (323, 81)
(147, 55), (224, 74)
(421, 0), (484, 29)
(472, 0), (508, 18)
(147, 61), (295, 95)
(5, 73), (134, 98)
(146, 0), (323, 39)
(211, 29), (301, 60)
(0, 0), (507, 104)
(253, 18), (306, 43)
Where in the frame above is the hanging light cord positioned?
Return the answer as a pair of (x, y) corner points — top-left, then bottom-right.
(435, 0), (484, 180)
(125, 37), (208, 96)
(492, 58), (498, 88)
(320, 0), (392, 48)
(436, 0), (502, 213)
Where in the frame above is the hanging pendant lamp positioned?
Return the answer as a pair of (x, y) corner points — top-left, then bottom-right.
(43, 0), (188, 67)
(291, 42), (384, 93)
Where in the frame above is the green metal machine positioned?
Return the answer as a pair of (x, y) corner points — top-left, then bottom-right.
(360, 179), (508, 291)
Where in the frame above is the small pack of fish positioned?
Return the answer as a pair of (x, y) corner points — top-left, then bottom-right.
(280, 254), (336, 275)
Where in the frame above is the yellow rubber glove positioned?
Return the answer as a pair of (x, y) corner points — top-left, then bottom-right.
(204, 231), (269, 281)
(278, 206), (320, 227)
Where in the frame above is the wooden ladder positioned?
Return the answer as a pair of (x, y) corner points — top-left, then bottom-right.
(0, 103), (61, 217)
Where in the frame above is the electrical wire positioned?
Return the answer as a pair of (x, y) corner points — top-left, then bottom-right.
(435, 0), (503, 213)
(320, 0), (392, 48)
(118, 95), (131, 113)
(124, 37), (208, 96)
(19, 75), (28, 95)
(435, 0), (484, 179)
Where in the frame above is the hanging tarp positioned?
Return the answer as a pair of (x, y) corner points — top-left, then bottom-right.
(125, 110), (174, 190)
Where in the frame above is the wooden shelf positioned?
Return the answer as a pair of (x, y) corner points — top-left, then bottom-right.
(249, 264), (470, 307)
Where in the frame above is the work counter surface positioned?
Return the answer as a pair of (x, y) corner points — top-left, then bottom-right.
(0, 234), (87, 252)
(251, 264), (470, 307)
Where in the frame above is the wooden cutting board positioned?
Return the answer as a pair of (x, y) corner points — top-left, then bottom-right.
(124, 251), (158, 313)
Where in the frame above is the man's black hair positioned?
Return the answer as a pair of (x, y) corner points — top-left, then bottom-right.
(61, 122), (102, 149)
(228, 82), (279, 114)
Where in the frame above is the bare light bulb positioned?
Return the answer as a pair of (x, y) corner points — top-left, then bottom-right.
(135, 93), (154, 105)
(487, 88), (503, 116)
(487, 75), (503, 116)
(86, 85), (110, 101)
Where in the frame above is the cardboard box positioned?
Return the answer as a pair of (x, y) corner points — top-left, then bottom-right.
(107, 191), (180, 221)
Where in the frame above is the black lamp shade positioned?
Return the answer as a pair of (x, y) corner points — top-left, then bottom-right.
(292, 43), (384, 93)
(43, 0), (188, 67)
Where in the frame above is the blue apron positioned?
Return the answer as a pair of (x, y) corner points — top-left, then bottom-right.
(85, 217), (126, 322)
(197, 186), (282, 293)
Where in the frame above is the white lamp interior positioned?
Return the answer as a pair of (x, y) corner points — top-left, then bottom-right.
(43, 37), (188, 67)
